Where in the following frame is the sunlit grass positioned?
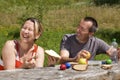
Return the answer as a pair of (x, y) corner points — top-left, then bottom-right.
(43, 4), (120, 30)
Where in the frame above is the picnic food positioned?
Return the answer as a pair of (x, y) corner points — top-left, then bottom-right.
(65, 62), (71, 69)
(45, 49), (61, 58)
(84, 51), (91, 59)
(78, 58), (88, 64)
(60, 64), (66, 70)
(81, 50), (91, 59)
(106, 59), (112, 64)
(101, 64), (112, 70)
(69, 62), (78, 65)
(72, 64), (88, 71)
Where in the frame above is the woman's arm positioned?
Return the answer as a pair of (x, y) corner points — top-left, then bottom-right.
(2, 40), (16, 70)
(19, 46), (44, 69)
(35, 46), (44, 67)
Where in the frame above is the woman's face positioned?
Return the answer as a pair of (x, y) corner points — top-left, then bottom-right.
(20, 20), (35, 43)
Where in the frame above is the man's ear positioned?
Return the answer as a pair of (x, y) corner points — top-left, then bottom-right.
(89, 32), (94, 36)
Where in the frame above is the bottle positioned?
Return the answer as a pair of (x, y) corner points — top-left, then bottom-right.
(110, 38), (118, 63)
(111, 38), (118, 48)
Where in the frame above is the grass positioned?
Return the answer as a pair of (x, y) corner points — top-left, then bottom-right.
(0, 0), (120, 66)
(43, 4), (120, 30)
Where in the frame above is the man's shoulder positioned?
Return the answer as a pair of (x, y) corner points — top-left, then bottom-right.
(63, 33), (76, 38)
(90, 37), (106, 43)
(62, 33), (76, 41)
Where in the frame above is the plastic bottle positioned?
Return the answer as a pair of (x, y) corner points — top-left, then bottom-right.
(110, 38), (118, 63)
(111, 38), (118, 48)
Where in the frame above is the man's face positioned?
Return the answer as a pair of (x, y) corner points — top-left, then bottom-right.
(76, 19), (93, 42)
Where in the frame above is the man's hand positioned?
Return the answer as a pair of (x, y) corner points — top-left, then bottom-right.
(75, 50), (91, 61)
(117, 47), (120, 60)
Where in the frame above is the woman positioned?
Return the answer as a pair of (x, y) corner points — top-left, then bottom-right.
(0, 18), (44, 70)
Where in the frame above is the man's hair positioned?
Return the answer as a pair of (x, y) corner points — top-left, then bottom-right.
(84, 17), (98, 32)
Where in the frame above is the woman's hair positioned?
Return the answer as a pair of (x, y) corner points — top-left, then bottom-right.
(22, 17), (43, 40)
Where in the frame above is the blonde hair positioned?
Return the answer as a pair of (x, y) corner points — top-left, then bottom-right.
(22, 18), (43, 40)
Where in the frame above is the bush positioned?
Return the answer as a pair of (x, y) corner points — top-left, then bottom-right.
(95, 28), (120, 45)
(93, 0), (120, 6)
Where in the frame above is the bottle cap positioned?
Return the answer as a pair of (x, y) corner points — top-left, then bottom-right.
(112, 38), (116, 42)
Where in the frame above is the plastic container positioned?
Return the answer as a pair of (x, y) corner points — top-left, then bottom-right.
(110, 38), (118, 63)
(111, 38), (118, 48)
(88, 60), (102, 66)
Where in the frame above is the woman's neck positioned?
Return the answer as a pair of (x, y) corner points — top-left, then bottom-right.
(18, 40), (34, 54)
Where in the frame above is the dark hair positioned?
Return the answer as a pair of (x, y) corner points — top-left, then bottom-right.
(84, 17), (98, 32)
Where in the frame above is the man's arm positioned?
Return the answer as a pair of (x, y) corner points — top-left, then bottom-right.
(60, 49), (77, 64)
(46, 49), (77, 67)
(117, 48), (120, 60)
(105, 47), (112, 56)
(106, 47), (120, 60)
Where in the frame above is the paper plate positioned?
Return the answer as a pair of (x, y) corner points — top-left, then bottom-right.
(101, 64), (112, 70)
(45, 49), (61, 58)
(69, 62), (79, 65)
(72, 64), (88, 71)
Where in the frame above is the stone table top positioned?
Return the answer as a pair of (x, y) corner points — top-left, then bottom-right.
(0, 64), (120, 80)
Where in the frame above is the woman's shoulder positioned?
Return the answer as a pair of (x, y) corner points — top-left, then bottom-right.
(38, 46), (44, 55)
(33, 44), (44, 52)
(2, 40), (16, 55)
(37, 46), (44, 51)
(4, 40), (16, 47)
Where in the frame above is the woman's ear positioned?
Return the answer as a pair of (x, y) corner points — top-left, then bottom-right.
(35, 33), (41, 39)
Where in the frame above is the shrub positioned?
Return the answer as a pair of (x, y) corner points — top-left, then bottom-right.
(96, 28), (120, 45)
(92, 0), (120, 6)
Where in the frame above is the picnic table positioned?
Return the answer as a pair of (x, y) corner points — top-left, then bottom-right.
(0, 62), (120, 80)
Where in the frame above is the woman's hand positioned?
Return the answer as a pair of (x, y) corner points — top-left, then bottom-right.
(22, 57), (36, 69)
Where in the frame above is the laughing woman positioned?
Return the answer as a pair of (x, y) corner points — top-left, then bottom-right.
(0, 18), (44, 70)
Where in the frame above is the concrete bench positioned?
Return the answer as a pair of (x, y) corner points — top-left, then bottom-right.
(0, 64), (120, 80)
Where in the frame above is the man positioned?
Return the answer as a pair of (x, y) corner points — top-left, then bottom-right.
(47, 16), (120, 66)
